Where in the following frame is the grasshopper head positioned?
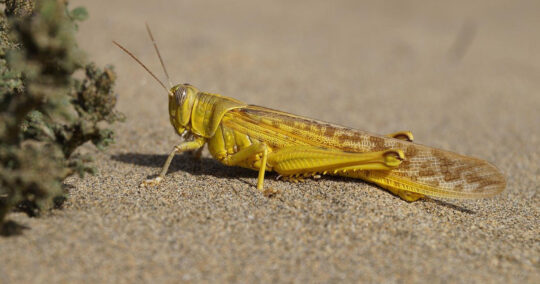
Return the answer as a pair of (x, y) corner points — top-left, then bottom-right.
(168, 83), (198, 135)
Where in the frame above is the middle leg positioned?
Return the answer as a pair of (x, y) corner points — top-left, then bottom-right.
(220, 142), (270, 190)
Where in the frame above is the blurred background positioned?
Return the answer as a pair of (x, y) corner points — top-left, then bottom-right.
(78, 0), (539, 154)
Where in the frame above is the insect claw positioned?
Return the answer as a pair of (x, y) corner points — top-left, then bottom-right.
(140, 176), (163, 187)
(263, 187), (280, 198)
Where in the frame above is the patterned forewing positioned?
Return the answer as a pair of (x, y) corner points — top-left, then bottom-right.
(223, 105), (505, 198)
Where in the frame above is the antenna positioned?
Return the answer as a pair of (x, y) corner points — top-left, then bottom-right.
(112, 40), (169, 93)
(145, 23), (173, 88)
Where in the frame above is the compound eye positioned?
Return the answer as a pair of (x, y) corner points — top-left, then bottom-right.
(174, 86), (187, 105)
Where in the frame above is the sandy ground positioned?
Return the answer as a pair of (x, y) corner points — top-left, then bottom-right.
(1, 0), (539, 283)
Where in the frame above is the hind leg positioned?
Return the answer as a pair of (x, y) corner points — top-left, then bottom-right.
(386, 131), (414, 142)
(354, 171), (426, 202)
(267, 145), (404, 178)
(381, 185), (425, 202)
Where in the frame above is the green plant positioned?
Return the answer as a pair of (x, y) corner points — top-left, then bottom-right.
(0, 0), (123, 235)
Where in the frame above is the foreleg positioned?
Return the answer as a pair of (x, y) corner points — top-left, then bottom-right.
(141, 137), (206, 187)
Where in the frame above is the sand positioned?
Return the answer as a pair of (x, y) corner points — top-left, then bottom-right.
(1, 0), (539, 283)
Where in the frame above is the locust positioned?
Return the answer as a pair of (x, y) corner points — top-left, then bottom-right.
(113, 25), (506, 202)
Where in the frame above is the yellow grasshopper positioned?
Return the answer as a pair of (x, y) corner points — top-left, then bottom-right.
(114, 26), (505, 202)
